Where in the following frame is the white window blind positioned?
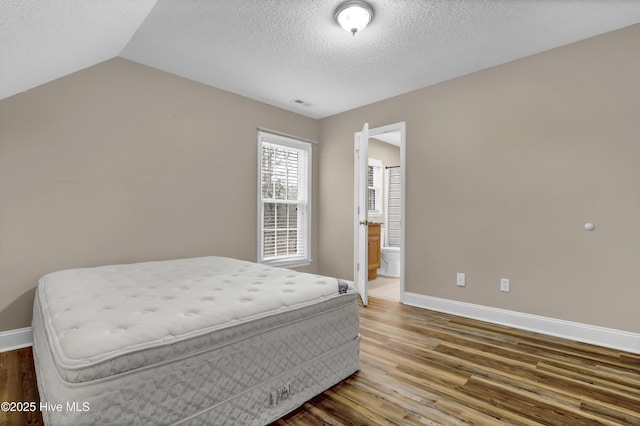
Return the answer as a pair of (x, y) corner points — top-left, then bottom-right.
(368, 158), (382, 215)
(387, 168), (402, 247)
(258, 131), (311, 267)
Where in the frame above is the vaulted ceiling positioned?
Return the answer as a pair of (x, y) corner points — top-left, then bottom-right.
(2, 1), (640, 118)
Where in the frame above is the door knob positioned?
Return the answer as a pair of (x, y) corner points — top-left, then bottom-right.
(360, 220), (370, 226)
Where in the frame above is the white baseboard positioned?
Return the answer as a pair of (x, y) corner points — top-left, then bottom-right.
(403, 292), (640, 355)
(0, 327), (33, 353)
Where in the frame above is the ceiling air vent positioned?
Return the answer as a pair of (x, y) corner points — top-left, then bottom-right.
(292, 99), (313, 107)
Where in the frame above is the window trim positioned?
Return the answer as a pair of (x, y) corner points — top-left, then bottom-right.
(257, 131), (312, 268)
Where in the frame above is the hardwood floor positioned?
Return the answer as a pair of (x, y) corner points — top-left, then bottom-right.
(1, 297), (639, 425)
(0, 347), (43, 426)
(276, 297), (640, 425)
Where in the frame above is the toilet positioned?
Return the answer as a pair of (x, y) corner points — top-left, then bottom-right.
(377, 228), (401, 277)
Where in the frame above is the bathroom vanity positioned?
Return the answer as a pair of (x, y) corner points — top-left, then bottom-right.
(368, 223), (381, 280)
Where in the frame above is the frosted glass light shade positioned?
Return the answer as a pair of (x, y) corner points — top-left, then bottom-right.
(335, 1), (373, 35)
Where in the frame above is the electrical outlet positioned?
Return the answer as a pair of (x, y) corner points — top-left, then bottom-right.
(456, 273), (465, 287)
(500, 278), (510, 292)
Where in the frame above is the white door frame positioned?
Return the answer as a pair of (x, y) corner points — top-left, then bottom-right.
(354, 121), (406, 303)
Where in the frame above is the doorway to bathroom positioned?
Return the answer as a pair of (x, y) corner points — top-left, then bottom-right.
(353, 122), (405, 305)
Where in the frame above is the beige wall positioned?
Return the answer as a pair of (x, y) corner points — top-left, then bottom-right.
(318, 24), (640, 333)
(2, 25), (639, 335)
(0, 58), (319, 332)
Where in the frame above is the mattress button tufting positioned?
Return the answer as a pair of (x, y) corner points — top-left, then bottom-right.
(62, 326), (79, 337)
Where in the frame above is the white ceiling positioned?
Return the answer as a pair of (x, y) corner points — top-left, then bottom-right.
(2, 1), (640, 118)
(0, 0), (157, 101)
(372, 131), (401, 147)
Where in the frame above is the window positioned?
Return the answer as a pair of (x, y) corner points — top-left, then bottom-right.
(258, 131), (311, 268)
(368, 158), (382, 216)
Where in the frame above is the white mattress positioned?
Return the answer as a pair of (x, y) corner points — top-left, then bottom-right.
(36, 256), (353, 382)
(33, 256), (360, 425)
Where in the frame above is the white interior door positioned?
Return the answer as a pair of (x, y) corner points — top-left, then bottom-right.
(354, 123), (369, 305)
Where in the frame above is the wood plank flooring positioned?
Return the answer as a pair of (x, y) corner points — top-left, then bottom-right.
(0, 347), (43, 426)
(275, 298), (640, 425)
(1, 297), (639, 425)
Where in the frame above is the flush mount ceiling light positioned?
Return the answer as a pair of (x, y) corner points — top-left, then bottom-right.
(334, 1), (374, 36)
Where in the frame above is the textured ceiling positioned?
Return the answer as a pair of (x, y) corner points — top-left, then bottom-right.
(0, 0), (157, 100)
(3, 1), (640, 118)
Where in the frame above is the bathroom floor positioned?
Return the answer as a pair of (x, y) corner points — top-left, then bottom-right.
(368, 276), (400, 302)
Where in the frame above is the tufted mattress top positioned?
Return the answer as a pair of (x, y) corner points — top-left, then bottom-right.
(34, 256), (356, 383)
